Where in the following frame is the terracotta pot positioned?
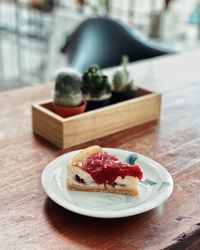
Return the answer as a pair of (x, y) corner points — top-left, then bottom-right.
(52, 100), (87, 118)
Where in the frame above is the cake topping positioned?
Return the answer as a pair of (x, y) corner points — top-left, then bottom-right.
(80, 151), (143, 185)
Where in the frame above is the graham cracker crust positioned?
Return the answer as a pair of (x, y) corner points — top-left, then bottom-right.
(67, 183), (138, 196)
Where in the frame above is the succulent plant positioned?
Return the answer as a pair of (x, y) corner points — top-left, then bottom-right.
(54, 71), (82, 107)
(82, 65), (111, 99)
(112, 55), (135, 92)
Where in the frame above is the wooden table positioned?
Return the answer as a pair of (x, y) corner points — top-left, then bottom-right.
(0, 51), (200, 249)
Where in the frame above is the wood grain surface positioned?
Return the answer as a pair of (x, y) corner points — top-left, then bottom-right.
(0, 61), (200, 249)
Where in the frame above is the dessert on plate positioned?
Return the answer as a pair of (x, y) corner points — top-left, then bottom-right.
(67, 145), (143, 196)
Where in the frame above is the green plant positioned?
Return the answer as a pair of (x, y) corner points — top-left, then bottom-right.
(112, 55), (135, 92)
(82, 65), (111, 99)
(54, 71), (82, 107)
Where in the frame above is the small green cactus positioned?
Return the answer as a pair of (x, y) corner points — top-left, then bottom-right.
(112, 55), (135, 92)
(82, 65), (111, 99)
(54, 71), (82, 107)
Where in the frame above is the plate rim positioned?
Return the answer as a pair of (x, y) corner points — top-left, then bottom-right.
(41, 148), (174, 218)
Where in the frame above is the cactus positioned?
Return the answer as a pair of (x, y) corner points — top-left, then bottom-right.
(54, 71), (82, 107)
(112, 55), (135, 92)
(82, 65), (111, 99)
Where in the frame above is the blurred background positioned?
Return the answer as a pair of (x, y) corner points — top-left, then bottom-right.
(0, 0), (200, 91)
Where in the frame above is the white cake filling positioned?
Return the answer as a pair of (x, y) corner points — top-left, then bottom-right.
(68, 166), (139, 189)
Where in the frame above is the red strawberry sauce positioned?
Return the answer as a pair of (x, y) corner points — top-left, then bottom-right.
(79, 151), (143, 185)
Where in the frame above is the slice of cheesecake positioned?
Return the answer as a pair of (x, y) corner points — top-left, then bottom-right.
(67, 145), (143, 196)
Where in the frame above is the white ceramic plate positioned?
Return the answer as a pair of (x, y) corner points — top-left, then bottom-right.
(41, 148), (173, 218)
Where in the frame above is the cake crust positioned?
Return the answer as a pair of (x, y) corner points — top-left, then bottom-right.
(67, 183), (138, 196)
(72, 145), (102, 167)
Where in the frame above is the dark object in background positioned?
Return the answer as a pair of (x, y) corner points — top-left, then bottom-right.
(30, 0), (55, 12)
(61, 17), (174, 72)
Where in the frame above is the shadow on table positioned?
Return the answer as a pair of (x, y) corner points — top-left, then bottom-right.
(44, 197), (156, 248)
(32, 133), (59, 151)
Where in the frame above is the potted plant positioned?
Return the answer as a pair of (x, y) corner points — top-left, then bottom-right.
(82, 65), (111, 111)
(111, 55), (136, 104)
(53, 70), (87, 118)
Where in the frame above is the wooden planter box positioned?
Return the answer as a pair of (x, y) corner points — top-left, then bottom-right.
(32, 87), (161, 149)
